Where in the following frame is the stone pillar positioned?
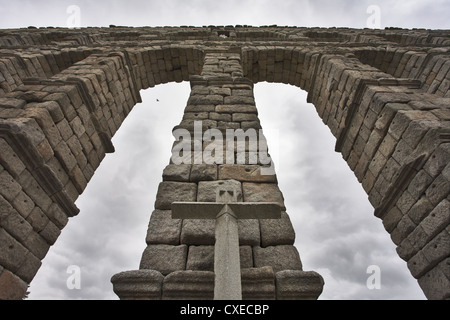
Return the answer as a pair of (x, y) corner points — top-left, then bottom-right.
(111, 51), (324, 300)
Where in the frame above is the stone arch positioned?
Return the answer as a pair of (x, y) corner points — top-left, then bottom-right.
(354, 48), (425, 78)
(353, 47), (450, 96)
(125, 46), (205, 90)
(0, 48), (100, 95)
(242, 45), (449, 299)
(0, 46), (205, 299)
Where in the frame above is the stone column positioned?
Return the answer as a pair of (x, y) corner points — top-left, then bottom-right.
(111, 50), (324, 300)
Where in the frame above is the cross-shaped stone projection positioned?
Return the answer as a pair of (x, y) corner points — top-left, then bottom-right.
(172, 188), (282, 300)
(111, 50), (325, 300)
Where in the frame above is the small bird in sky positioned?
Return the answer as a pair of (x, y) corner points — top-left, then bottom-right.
(156, 99), (159, 102)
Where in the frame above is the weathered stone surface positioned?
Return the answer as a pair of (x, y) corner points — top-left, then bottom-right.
(26, 206), (48, 233)
(190, 164), (217, 182)
(0, 268), (28, 300)
(241, 120), (262, 130)
(183, 112), (209, 120)
(209, 112), (232, 122)
(210, 87), (231, 96)
(239, 245), (253, 269)
(177, 119), (217, 131)
(39, 220), (60, 245)
(186, 245), (214, 271)
(382, 206), (403, 233)
(11, 191), (34, 219)
(425, 174), (450, 206)
(14, 250), (41, 284)
(418, 258), (450, 300)
(188, 94), (223, 106)
(215, 104), (258, 114)
(181, 219), (215, 245)
(0, 228), (28, 272)
(179, 207), (260, 246)
(162, 270), (214, 300)
(46, 203), (68, 230)
(154, 181), (197, 210)
(424, 143), (450, 178)
(185, 245), (253, 272)
(162, 164), (191, 182)
(111, 269), (164, 300)
(241, 266), (276, 300)
(232, 113), (259, 122)
(0, 138), (26, 178)
(145, 210), (182, 245)
(224, 95), (255, 105)
(420, 199), (449, 239)
(253, 245), (303, 272)
(2, 208), (32, 245)
(243, 182), (286, 210)
(260, 211), (296, 247)
(219, 164), (277, 183)
(197, 179), (242, 202)
(237, 219), (260, 246)
(0, 170), (22, 202)
(139, 244), (187, 275)
(421, 229), (450, 269)
(185, 104), (215, 113)
(275, 270), (325, 300)
(22, 230), (50, 260)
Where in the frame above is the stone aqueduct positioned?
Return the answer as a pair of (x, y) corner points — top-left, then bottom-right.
(0, 26), (448, 300)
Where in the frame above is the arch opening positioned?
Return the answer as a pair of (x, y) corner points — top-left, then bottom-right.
(253, 82), (425, 299)
(27, 79), (427, 300)
(27, 82), (191, 299)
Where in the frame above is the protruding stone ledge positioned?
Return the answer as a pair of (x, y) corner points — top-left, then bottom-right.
(374, 154), (427, 219)
(0, 119), (80, 217)
(241, 266), (276, 300)
(111, 270), (164, 300)
(111, 267), (325, 300)
(335, 78), (422, 154)
(162, 270), (214, 300)
(275, 270), (325, 300)
(22, 77), (116, 154)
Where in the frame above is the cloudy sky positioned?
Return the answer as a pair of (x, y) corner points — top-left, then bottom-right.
(1, 0), (448, 300)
